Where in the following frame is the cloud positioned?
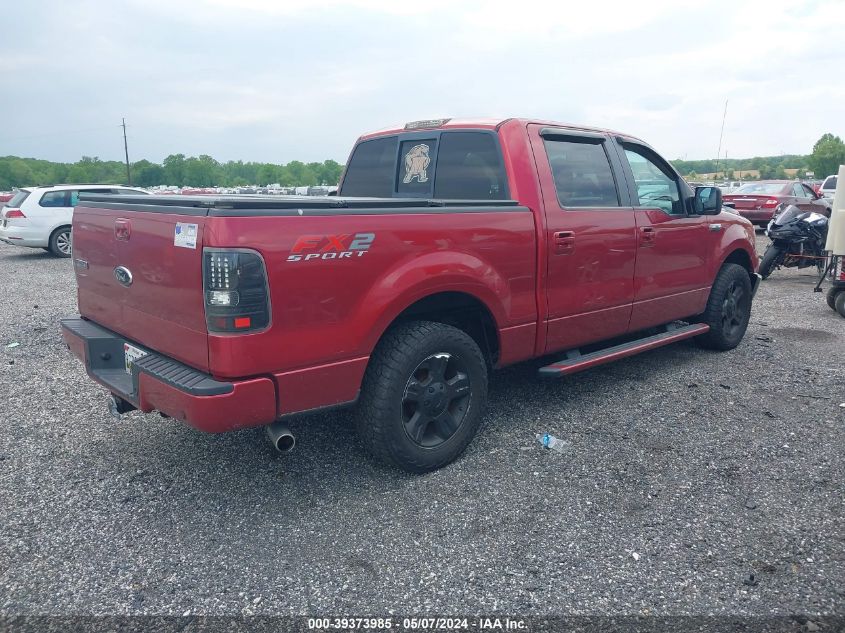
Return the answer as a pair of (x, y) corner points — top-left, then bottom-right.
(1, 0), (842, 163)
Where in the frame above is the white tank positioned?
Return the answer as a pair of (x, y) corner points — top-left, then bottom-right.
(825, 164), (845, 256)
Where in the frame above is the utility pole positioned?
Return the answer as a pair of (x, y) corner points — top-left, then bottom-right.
(122, 118), (131, 185)
(714, 99), (728, 180)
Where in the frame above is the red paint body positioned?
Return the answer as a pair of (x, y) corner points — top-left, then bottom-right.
(64, 118), (759, 432)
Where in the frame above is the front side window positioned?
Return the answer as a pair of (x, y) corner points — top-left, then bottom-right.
(39, 191), (68, 207)
(624, 147), (683, 214)
(339, 136), (397, 198)
(543, 139), (620, 207)
(434, 132), (506, 200)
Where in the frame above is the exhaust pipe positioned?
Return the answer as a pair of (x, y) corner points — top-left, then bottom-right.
(266, 420), (295, 453)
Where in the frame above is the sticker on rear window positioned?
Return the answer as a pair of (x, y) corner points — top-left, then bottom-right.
(403, 143), (431, 184)
(174, 222), (198, 249)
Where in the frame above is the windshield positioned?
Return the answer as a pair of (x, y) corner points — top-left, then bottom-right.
(5, 189), (30, 208)
(733, 182), (785, 195)
(773, 204), (803, 225)
(822, 176), (838, 190)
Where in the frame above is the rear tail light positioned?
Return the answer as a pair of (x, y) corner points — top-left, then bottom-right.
(763, 198), (779, 208)
(203, 249), (270, 333)
(3, 208), (25, 218)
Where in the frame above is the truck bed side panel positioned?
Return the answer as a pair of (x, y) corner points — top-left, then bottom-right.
(205, 209), (537, 384)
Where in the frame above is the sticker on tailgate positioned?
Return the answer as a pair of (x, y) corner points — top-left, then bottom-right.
(174, 222), (198, 249)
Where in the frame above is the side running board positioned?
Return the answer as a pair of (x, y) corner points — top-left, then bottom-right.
(538, 323), (710, 378)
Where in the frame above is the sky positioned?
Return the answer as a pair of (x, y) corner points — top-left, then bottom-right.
(1, 0), (843, 165)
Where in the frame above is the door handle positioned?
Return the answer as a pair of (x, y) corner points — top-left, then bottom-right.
(639, 226), (655, 247)
(554, 230), (575, 254)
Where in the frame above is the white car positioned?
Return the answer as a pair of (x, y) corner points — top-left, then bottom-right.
(0, 184), (149, 257)
(819, 174), (838, 201)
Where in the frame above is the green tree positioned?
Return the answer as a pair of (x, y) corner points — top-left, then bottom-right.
(162, 154), (186, 186)
(809, 133), (845, 179)
(132, 160), (165, 187)
(183, 155), (221, 187)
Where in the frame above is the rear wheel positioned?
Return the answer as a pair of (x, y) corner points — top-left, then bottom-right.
(48, 227), (72, 258)
(758, 245), (783, 279)
(826, 288), (840, 310)
(354, 320), (488, 473)
(695, 263), (752, 351)
(835, 291), (845, 319)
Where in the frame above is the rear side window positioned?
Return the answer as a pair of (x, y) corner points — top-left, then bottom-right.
(6, 190), (30, 208)
(340, 136), (397, 197)
(823, 176), (838, 190)
(792, 183), (809, 198)
(543, 139), (620, 207)
(39, 191), (68, 207)
(434, 132), (506, 200)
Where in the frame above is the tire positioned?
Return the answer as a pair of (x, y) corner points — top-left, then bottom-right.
(836, 291), (845, 319)
(695, 263), (753, 351)
(48, 227), (72, 258)
(758, 245), (783, 280)
(354, 320), (489, 473)
(827, 288), (840, 311)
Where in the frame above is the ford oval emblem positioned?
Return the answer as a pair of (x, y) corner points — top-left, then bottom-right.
(114, 266), (133, 287)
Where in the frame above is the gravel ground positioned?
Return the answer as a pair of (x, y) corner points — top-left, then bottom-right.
(0, 236), (843, 618)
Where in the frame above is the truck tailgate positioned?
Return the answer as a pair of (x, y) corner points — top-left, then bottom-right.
(72, 206), (210, 372)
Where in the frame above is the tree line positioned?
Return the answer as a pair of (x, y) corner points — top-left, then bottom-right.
(670, 133), (845, 181)
(1, 133), (842, 191)
(0, 154), (344, 190)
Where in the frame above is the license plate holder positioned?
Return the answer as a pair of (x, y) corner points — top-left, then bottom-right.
(124, 343), (148, 374)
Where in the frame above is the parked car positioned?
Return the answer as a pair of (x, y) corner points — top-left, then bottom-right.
(0, 184), (149, 257)
(61, 117), (760, 472)
(722, 180), (831, 226)
(819, 174), (838, 200)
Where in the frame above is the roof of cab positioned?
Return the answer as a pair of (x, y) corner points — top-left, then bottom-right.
(358, 117), (645, 144)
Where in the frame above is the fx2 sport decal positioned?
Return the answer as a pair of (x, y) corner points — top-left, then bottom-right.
(287, 232), (375, 262)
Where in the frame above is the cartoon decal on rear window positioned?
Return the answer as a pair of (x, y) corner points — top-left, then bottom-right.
(403, 144), (431, 184)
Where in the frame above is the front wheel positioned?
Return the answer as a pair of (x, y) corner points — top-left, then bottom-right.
(758, 245), (784, 279)
(695, 263), (753, 351)
(354, 321), (489, 473)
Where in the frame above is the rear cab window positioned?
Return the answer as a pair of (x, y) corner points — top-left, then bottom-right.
(340, 130), (508, 200)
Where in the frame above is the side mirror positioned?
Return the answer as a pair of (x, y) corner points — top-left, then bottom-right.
(693, 186), (722, 215)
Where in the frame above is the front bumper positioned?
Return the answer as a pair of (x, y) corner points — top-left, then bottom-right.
(61, 318), (277, 432)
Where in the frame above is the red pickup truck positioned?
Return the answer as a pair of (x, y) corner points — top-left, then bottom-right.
(62, 117), (760, 472)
